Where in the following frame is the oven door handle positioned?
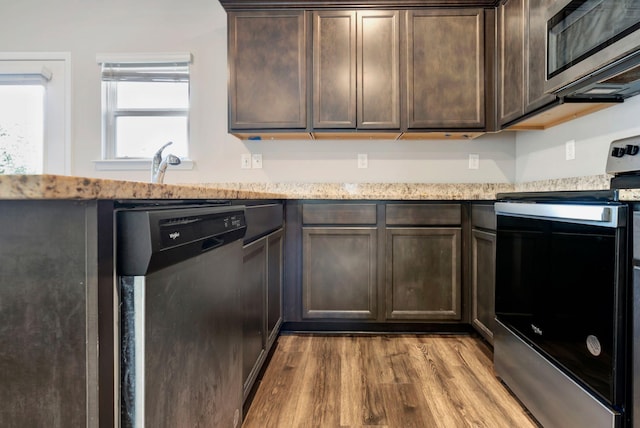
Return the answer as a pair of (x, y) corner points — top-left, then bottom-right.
(494, 202), (624, 227)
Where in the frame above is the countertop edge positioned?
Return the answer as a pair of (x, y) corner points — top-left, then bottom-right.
(0, 174), (624, 201)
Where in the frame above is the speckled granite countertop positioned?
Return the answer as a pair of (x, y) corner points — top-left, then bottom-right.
(204, 182), (514, 200)
(0, 175), (513, 200)
(510, 174), (640, 201)
(2, 173), (637, 201)
(0, 175), (282, 200)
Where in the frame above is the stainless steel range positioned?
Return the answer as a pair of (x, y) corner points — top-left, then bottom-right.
(494, 135), (640, 428)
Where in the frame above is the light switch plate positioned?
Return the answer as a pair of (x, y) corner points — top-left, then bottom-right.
(241, 154), (251, 169)
(252, 153), (263, 169)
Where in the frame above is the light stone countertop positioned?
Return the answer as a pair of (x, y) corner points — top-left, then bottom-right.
(0, 175), (513, 200)
(0, 175), (282, 200)
(1, 173), (636, 201)
(618, 189), (640, 201)
(203, 182), (515, 200)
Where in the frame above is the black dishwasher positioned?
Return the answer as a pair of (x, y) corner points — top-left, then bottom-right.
(116, 203), (246, 428)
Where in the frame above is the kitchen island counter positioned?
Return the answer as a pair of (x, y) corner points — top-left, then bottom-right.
(0, 175), (515, 200)
(2, 173), (628, 201)
(0, 174), (283, 200)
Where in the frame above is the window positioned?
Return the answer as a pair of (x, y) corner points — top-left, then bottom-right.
(98, 53), (191, 162)
(0, 54), (70, 175)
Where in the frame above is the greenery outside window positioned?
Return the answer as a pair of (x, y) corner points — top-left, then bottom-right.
(0, 54), (70, 175)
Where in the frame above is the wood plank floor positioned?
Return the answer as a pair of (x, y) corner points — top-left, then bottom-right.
(242, 334), (539, 428)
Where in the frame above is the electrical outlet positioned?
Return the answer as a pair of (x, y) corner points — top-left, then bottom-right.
(566, 140), (576, 160)
(252, 153), (263, 169)
(468, 153), (479, 170)
(241, 154), (251, 169)
(357, 153), (368, 169)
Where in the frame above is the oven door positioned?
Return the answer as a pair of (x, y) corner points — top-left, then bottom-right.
(495, 202), (627, 408)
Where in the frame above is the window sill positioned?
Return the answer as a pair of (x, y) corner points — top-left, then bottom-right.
(93, 158), (194, 171)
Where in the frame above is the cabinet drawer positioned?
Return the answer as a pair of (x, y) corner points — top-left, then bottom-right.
(471, 204), (496, 230)
(244, 203), (283, 243)
(386, 204), (461, 226)
(302, 203), (377, 225)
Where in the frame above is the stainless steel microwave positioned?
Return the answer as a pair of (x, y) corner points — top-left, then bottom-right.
(545, 0), (640, 98)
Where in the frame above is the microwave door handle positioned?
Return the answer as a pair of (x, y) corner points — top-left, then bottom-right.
(494, 202), (622, 227)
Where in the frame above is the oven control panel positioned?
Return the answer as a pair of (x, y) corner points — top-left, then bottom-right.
(606, 134), (640, 175)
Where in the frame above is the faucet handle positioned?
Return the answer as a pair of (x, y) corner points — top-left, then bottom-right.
(165, 154), (181, 166)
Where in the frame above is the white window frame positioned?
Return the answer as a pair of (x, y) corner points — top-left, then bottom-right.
(95, 53), (194, 171)
(0, 52), (71, 175)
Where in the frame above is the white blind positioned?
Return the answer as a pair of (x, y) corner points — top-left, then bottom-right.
(97, 52), (192, 82)
(0, 65), (52, 85)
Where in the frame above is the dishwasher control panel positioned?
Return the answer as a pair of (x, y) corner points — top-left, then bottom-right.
(159, 212), (246, 249)
(117, 205), (247, 276)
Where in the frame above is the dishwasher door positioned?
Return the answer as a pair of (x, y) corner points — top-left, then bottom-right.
(117, 205), (246, 428)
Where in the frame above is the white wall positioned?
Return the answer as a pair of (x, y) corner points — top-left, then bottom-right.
(515, 95), (640, 183)
(0, 0), (516, 184)
(10, 0), (638, 185)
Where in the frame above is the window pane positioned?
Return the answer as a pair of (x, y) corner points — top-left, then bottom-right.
(0, 85), (44, 174)
(115, 116), (188, 158)
(116, 82), (189, 109)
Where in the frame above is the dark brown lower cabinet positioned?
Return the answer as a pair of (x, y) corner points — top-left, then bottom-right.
(386, 227), (462, 320)
(289, 201), (465, 325)
(470, 204), (497, 344)
(0, 200), (113, 427)
(266, 229), (284, 348)
(241, 228), (284, 402)
(302, 227), (377, 319)
(471, 229), (496, 343)
(242, 237), (266, 401)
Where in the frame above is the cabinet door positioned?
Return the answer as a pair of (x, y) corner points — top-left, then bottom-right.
(525, 0), (556, 112)
(313, 11), (400, 130)
(358, 10), (400, 129)
(498, 0), (525, 125)
(266, 229), (283, 348)
(302, 227), (377, 319)
(313, 11), (356, 128)
(228, 11), (307, 130)
(386, 228), (461, 320)
(241, 238), (266, 400)
(471, 229), (496, 344)
(406, 9), (485, 129)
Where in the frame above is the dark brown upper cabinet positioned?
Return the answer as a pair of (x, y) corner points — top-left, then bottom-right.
(406, 9), (485, 130)
(228, 11), (307, 130)
(313, 11), (356, 128)
(313, 10), (400, 129)
(220, 1), (500, 10)
(525, 0), (556, 112)
(223, 1), (618, 137)
(226, 6), (490, 138)
(497, 0), (525, 125)
(498, 0), (556, 127)
(497, 0), (616, 130)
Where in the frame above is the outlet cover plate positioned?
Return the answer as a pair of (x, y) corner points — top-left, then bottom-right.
(566, 140), (576, 160)
(252, 153), (263, 169)
(469, 153), (479, 170)
(358, 153), (368, 168)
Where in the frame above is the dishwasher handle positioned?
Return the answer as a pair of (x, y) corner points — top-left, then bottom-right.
(202, 237), (224, 252)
